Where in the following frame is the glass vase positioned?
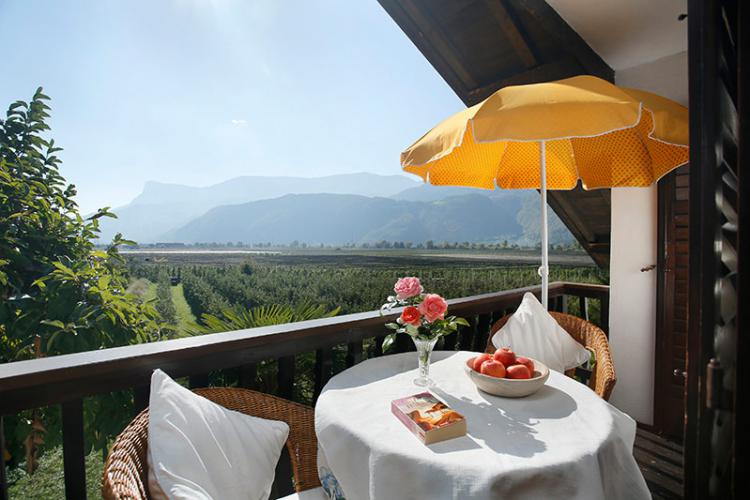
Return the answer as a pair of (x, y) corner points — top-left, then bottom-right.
(412, 336), (439, 387)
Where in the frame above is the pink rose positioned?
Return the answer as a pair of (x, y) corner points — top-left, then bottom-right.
(418, 294), (448, 322)
(394, 277), (422, 300)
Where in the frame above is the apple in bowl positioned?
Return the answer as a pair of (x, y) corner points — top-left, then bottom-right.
(472, 353), (491, 372)
(479, 359), (506, 378)
(465, 349), (549, 397)
(492, 347), (516, 367)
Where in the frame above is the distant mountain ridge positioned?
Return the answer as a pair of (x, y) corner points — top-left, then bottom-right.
(98, 172), (573, 246)
(162, 193), (522, 244)
(131, 173), (419, 206)
(162, 192), (572, 246)
(97, 173), (419, 242)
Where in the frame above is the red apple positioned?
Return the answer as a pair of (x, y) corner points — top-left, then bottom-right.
(506, 364), (531, 379)
(471, 353), (491, 372)
(493, 347), (516, 367)
(515, 356), (534, 375)
(480, 359), (506, 378)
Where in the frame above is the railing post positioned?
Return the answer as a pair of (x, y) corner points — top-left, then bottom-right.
(371, 336), (385, 357)
(277, 356), (295, 400)
(549, 296), (561, 312)
(133, 385), (149, 415)
(62, 399), (87, 500)
(599, 295), (610, 336)
(1, 416), (8, 500)
(346, 340), (363, 368)
(443, 330), (458, 350)
(458, 316), (476, 351)
(314, 349), (333, 402)
(239, 364), (258, 390)
(473, 313), (493, 352)
(188, 373), (210, 389)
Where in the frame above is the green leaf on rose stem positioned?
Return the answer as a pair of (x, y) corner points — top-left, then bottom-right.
(385, 322), (400, 330)
(382, 333), (396, 353)
(454, 317), (470, 327)
(405, 324), (420, 337)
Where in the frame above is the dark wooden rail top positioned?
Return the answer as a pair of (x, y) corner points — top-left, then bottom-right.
(0, 282), (607, 414)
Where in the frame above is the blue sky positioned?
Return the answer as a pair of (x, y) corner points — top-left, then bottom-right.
(0, 0), (462, 214)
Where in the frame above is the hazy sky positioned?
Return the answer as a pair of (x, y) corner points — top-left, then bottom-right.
(0, 0), (462, 213)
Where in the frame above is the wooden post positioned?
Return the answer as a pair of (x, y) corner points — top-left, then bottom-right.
(239, 364), (258, 390)
(599, 296), (610, 336)
(0, 416), (8, 500)
(443, 330), (458, 351)
(188, 373), (209, 389)
(458, 316), (477, 351)
(314, 349), (334, 402)
(372, 336), (385, 357)
(346, 340), (363, 368)
(474, 313), (493, 352)
(133, 385), (149, 415)
(277, 356), (295, 400)
(62, 399), (87, 500)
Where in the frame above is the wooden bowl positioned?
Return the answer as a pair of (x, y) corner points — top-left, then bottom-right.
(464, 357), (550, 398)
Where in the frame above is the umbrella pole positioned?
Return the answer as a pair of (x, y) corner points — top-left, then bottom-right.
(539, 140), (549, 309)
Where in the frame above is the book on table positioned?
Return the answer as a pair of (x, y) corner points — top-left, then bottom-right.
(391, 392), (466, 444)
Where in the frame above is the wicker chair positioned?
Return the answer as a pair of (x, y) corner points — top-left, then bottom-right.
(485, 312), (616, 401)
(102, 387), (319, 499)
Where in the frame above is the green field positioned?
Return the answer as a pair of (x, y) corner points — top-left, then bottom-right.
(126, 249), (605, 337)
(171, 283), (198, 332)
(128, 279), (197, 336)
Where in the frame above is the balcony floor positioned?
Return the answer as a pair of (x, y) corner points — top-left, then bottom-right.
(635, 427), (684, 499)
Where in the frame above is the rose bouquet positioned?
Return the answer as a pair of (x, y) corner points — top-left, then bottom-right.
(382, 277), (469, 386)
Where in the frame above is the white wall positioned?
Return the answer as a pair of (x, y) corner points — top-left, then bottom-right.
(608, 51), (687, 424)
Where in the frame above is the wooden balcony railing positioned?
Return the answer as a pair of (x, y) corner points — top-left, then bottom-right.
(0, 281), (608, 499)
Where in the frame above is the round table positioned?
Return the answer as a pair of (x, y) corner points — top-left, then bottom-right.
(315, 351), (649, 500)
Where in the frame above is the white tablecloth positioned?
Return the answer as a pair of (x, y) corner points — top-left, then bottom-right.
(315, 351), (649, 500)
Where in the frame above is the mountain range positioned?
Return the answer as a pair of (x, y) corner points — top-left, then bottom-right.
(98, 173), (573, 246)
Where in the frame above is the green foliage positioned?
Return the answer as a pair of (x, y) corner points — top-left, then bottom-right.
(130, 259), (605, 322)
(0, 88), (161, 360)
(194, 302), (339, 404)
(0, 89), (163, 466)
(194, 302), (340, 334)
(7, 445), (103, 499)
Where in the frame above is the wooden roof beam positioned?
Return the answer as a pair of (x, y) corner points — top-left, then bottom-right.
(483, 0), (538, 68)
(398, 0), (479, 89)
(517, 0), (613, 82)
(467, 56), (582, 104)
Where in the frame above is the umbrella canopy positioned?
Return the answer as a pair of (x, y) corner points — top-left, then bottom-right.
(400, 75), (689, 307)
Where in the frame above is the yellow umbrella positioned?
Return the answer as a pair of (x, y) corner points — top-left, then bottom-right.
(400, 75), (689, 307)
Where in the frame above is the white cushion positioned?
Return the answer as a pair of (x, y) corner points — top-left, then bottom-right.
(147, 369), (290, 500)
(277, 487), (329, 500)
(491, 292), (591, 373)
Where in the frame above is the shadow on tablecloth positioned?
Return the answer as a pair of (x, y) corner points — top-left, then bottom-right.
(429, 385), (577, 458)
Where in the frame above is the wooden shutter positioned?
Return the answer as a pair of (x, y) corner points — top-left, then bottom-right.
(684, 0), (747, 498)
